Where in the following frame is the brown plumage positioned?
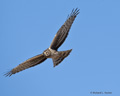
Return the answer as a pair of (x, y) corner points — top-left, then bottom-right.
(52, 49), (72, 67)
(4, 8), (79, 77)
(50, 8), (79, 50)
(4, 54), (47, 76)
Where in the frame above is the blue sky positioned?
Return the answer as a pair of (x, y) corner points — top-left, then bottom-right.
(0, 0), (120, 96)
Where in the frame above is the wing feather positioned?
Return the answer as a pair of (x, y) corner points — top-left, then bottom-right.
(4, 54), (47, 77)
(50, 8), (80, 50)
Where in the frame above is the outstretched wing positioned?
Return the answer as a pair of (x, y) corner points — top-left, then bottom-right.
(50, 8), (80, 50)
(4, 54), (47, 77)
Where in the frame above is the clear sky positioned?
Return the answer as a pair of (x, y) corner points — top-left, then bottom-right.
(0, 0), (120, 96)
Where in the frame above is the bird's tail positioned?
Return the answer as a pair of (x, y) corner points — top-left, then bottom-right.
(52, 49), (72, 67)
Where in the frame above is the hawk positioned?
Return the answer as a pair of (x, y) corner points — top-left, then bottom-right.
(5, 8), (80, 77)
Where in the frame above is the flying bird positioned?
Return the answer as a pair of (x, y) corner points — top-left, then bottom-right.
(5, 8), (80, 77)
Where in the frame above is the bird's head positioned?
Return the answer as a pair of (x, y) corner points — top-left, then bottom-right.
(43, 49), (51, 57)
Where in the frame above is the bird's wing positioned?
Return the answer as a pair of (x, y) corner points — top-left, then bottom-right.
(52, 49), (72, 67)
(4, 53), (47, 77)
(50, 8), (80, 50)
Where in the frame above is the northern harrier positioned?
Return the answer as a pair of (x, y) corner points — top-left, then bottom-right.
(5, 8), (79, 77)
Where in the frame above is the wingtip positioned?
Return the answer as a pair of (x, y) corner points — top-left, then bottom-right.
(70, 8), (80, 17)
(69, 49), (72, 52)
(4, 71), (13, 77)
(66, 8), (80, 20)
